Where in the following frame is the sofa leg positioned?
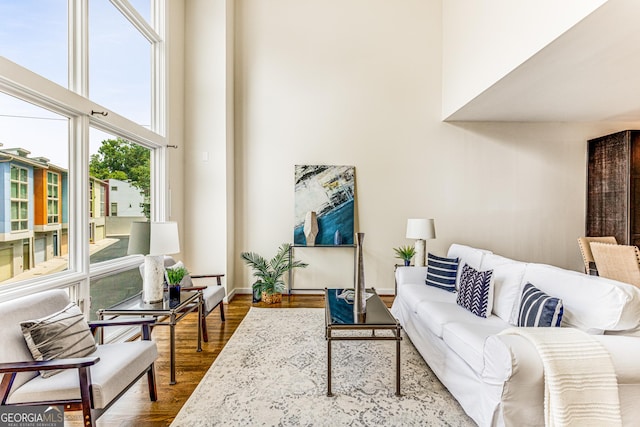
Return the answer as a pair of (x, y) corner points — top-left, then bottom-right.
(219, 303), (225, 322)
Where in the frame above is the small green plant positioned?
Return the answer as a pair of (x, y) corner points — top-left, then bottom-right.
(240, 243), (308, 296)
(393, 245), (416, 265)
(166, 266), (189, 285)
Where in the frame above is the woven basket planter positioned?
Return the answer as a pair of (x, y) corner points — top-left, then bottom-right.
(261, 292), (282, 304)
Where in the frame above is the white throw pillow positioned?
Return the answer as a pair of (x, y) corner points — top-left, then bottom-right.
(447, 244), (492, 290)
(479, 254), (527, 324)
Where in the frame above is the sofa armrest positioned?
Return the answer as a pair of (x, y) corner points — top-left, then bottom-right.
(395, 266), (428, 287)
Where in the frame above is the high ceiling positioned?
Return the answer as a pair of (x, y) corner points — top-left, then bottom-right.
(444, 1), (640, 122)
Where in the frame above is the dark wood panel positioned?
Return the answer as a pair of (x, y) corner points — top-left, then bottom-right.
(586, 130), (631, 244)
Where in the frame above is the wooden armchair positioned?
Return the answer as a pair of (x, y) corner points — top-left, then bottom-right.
(0, 289), (158, 427)
(590, 242), (640, 287)
(164, 257), (226, 342)
(139, 257), (226, 342)
(578, 236), (618, 275)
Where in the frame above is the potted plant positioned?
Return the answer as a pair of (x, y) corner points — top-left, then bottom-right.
(165, 265), (189, 304)
(240, 243), (308, 304)
(393, 245), (416, 266)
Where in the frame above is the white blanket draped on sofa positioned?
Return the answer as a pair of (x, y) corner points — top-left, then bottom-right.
(499, 327), (621, 427)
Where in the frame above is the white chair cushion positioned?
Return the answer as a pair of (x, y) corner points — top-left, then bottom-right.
(21, 302), (97, 378)
(201, 285), (225, 313)
(0, 290), (71, 391)
(7, 340), (157, 409)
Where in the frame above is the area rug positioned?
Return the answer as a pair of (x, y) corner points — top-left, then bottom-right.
(171, 308), (474, 426)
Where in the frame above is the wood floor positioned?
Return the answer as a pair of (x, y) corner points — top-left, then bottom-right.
(69, 293), (394, 427)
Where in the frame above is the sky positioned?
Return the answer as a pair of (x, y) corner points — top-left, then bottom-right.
(0, 0), (152, 169)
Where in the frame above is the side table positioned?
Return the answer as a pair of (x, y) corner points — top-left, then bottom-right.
(97, 290), (203, 385)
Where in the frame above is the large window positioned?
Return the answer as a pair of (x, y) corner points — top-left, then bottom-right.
(0, 1), (168, 315)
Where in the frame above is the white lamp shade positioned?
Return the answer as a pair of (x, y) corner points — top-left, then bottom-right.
(127, 222), (150, 255)
(127, 221), (180, 256)
(149, 222), (180, 256)
(406, 218), (436, 240)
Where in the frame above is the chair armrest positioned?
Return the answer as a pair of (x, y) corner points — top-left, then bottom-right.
(0, 357), (100, 374)
(89, 318), (155, 341)
(190, 274), (224, 280)
(181, 286), (207, 292)
(89, 318), (156, 329)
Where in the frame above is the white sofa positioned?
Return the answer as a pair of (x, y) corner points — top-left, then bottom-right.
(391, 244), (640, 427)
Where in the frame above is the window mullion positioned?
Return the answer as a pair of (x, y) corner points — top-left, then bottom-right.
(110, 0), (161, 43)
(68, 0), (89, 95)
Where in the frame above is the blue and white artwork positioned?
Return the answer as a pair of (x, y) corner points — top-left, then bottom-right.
(294, 165), (355, 246)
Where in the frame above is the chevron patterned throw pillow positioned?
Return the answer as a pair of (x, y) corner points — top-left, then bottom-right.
(456, 263), (494, 318)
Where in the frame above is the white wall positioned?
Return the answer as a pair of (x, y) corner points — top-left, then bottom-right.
(167, 0), (185, 257)
(182, 0), (234, 296)
(231, 0), (640, 295)
(181, 0), (640, 296)
(442, 0), (606, 119)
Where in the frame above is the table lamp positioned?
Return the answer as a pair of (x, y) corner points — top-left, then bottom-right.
(406, 218), (436, 267)
(128, 221), (181, 303)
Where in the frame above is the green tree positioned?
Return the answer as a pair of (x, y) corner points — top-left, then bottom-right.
(89, 138), (150, 218)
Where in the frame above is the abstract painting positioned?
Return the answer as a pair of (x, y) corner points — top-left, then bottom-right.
(294, 165), (355, 245)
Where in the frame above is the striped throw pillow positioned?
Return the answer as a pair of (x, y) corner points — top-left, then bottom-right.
(456, 263), (494, 318)
(518, 283), (563, 327)
(21, 302), (97, 378)
(425, 253), (459, 292)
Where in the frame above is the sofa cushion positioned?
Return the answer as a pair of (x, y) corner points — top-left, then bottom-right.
(20, 302), (97, 378)
(442, 320), (510, 375)
(398, 283), (457, 313)
(456, 264), (494, 318)
(517, 283), (563, 327)
(522, 263), (640, 333)
(447, 244), (492, 290)
(480, 254), (527, 324)
(425, 253), (459, 292)
(415, 299), (481, 337)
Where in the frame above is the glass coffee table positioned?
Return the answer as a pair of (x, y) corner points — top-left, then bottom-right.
(97, 290), (202, 385)
(324, 288), (402, 397)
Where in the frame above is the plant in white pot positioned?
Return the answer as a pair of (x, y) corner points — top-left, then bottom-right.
(240, 243), (308, 304)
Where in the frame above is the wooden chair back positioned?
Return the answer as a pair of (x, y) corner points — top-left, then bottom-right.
(578, 236), (617, 274)
(590, 242), (640, 287)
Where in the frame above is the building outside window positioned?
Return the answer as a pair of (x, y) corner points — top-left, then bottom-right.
(11, 165), (29, 232)
(47, 171), (59, 224)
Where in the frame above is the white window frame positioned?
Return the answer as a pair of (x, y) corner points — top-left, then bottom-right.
(0, 0), (169, 312)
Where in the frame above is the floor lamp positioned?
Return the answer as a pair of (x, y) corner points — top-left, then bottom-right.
(128, 221), (181, 303)
(406, 218), (436, 267)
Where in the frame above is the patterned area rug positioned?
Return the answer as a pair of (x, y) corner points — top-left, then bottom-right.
(171, 308), (474, 426)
